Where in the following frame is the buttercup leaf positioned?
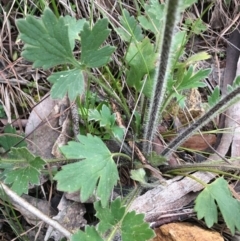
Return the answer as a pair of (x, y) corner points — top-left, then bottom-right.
(208, 86), (220, 107)
(16, 8), (75, 69)
(116, 9), (143, 42)
(63, 16), (86, 49)
(0, 124), (26, 151)
(95, 198), (155, 241)
(95, 198), (125, 234)
(177, 66), (209, 91)
(48, 68), (85, 101)
(88, 105), (124, 140)
(138, 0), (165, 34)
(54, 134), (119, 207)
(126, 37), (156, 96)
(121, 211), (155, 241)
(81, 19), (115, 67)
(71, 226), (104, 241)
(195, 177), (240, 234)
(4, 147), (45, 195)
(180, 0), (198, 11)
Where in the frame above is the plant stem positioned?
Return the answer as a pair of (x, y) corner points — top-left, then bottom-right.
(104, 66), (131, 118)
(88, 72), (130, 119)
(143, 0), (181, 154)
(50, 0), (59, 18)
(162, 164), (240, 180)
(161, 85), (240, 157)
(0, 158), (77, 164)
(185, 174), (208, 188)
(111, 153), (131, 161)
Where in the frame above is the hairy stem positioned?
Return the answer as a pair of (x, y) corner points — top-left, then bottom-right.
(143, 0), (181, 154)
(161, 85), (240, 157)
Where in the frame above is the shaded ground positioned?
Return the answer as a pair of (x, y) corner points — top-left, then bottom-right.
(0, 0), (240, 240)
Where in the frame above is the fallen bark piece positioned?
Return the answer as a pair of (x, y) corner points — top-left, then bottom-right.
(129, 172), (215, 222)
(151, 222), (224, 241)
(181, 134), (216, 151)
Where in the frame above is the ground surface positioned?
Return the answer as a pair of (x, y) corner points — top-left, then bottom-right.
(0, 1), (240, 240)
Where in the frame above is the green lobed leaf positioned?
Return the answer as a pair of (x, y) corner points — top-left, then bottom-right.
(186, 52), (211, 66)
(121, 211), (155, 241)
(81, 19), (115, 67)
(0, 124), (26, 151)
(95, 198), (155, 241)
(180, 0), (198, 11)
(88, 109), (102, 122)
(138, 0), (165, 34)
(95, 198), (125, 234)
(63, 16), (86, 49)
(71, 226), (104, 241)
(4, 147), (45, 195)
(146, 152), (167, 167)
(171, 31), (187, 59)
(194, 186), (218, 228)
(126, 37), (157, 97)
(232, 75), (240, 89)
(192, 19), (208, 35)
(208, 86), (220, 107)
(111, 126), (125, 141)
(88, 105), (125, 140)
(185, 18), (208, 35)
(183, 65), (193, 80)
(16, 8), (75, 69)
(177, 66), (210, 91)
(228, 76), (240, 93)
(116, 9), (143, 42)
(99, 105), (115, 127)
(0, 163), (14, 180)
(130, 169), (148, 185)
(185, 68), (210, 87)
(48, 68), (85, 101)
(54, 134), (119, 207)
(194, 177), (240, 234)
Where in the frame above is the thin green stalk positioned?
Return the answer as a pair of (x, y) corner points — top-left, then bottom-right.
(76, 95), (91, 133)
(184, 173), (208, 188)
(0, 191), (27, 239)
(104, 66), (130, 118)
(88, 72), (130, 119)
(0, 158), (77, 164)
(159, 92), (175, 114)
(143, 0), (181, 154)
(50, 0), (59, 18)
(164, 167), (240, 181)
(132, 0), (141, 16)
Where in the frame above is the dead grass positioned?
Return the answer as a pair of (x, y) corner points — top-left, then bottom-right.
(0, 0), (239, 239)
